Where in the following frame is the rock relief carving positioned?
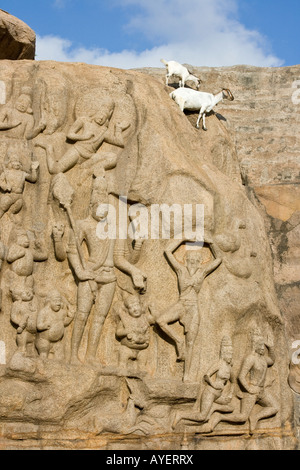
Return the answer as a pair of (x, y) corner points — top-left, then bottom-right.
(0, 148), (39, 219)
(0, 64), (291, 446)
(36, 289), (74, 359)
(115, 294), (156, 373)
(172, 336), (234, 429)
(156, 237), (222, 382)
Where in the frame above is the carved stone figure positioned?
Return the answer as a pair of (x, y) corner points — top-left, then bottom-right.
(172, 336), (234, 428)
(36, 290), (74, 359)
(35, 96), (130, 174)
(156, 238), (222, 382)
(208, 329), (278, 433)
(52, 172), (116, 365)
(0, 58), (295, 450)
(0, 150), (39, 219)
(6, 229), (48, 290)
(115, 295), (156, 371)
(10, 286), (38, 356)
(0, 92), (45, 140)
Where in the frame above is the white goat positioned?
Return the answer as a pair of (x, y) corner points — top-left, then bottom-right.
(160, 59), (201, 89)
(169, 87), (234, 130)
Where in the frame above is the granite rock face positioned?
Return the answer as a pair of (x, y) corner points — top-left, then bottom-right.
(0, 60), (297, 450)
(0, 10), (35, 60)
(141, 63), (300, 348)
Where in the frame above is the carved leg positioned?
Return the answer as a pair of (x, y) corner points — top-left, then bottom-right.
(35, 335), (51, 359)
(156, 302), (186, 361)
(16, 331), (28, 354)
(119, 345), (136, 370)
(249, 393), (278, 433)
(36, 142), (80, 175)
(183, 305), (200, 382)
(85, 281), (116, 364)
(208, 394), (257, 431)
(70, 282), (94, 364)
(10, 197), (23, 214)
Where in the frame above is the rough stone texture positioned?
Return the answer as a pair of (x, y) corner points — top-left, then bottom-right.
(140, 63), (300, 347)
(0, 60), (297, 450)
(0, 10), (35, 60)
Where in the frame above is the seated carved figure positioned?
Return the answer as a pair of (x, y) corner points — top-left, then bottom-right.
(10, 287), (38, 356)
(207, 328), (278, 433)
(0, 92), (46, 140)
(36, 290), (74, 359)
(115, 295), (156, 371)
(172, 336), (234, 429)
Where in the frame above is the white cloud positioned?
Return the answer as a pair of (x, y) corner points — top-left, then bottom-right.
(36, 0), (283, 68)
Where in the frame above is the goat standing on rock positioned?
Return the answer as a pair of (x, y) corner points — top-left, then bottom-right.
(169, 88), (234, 130)
(160, 59), (201, 89)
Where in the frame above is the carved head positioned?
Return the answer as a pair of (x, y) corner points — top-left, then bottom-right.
(185, 250), (202, 274)
(220, 336), (233, 364)
(93, 97), (115, 126)
(6, 152), (23, 171)
(16, 230), (30, 248)
(46, 290), (63, 312)
(10, 288), (23, 302)
(21, 288), (34, 302)
(251, 328), (265, 355)
(124, 296), (143, 318)
(15, 94), (32, 114)
(222, 89), (234, 101)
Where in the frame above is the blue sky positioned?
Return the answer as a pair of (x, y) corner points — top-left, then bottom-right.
(1, 0), (299, 68)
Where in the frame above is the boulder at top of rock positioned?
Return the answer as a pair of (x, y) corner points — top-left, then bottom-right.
(0, 9), (35, 60)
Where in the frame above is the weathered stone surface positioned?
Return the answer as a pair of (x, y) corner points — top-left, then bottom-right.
(0, 9), (35, 60)
(140, 63), (300, 345)
(0, 60), (297, 450)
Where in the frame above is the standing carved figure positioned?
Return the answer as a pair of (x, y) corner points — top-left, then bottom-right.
(157, 238), (222, 381)
(115, 295), (156, 371)
(52, 173), (116, 365)
(172, 336), (234, 428)
(36, 290), (74, 359)
(10, 287), (38, 356)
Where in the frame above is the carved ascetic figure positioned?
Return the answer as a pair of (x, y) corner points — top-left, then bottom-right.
(115, 295), (156, 371)
(208, 328), (278, 433)
(0, 92), (45, 140)
(172, 336), (234, 429)
(52, 174), (116, 365)
(36, 290), (74, 359)
(10, 287), (38, 356)
(157, 238), (222, 381)
(36, 96), (130, 175)
(0, 151), (40, 219)
(7, 229), (48, 290)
